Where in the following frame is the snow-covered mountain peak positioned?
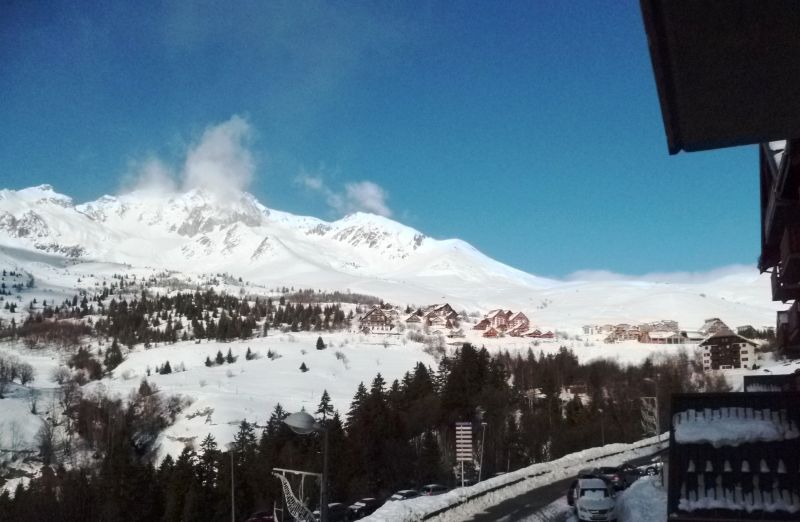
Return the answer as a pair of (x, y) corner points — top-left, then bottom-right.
(1, 185), (74, 207)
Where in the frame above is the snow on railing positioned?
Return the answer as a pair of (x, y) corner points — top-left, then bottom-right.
(673, 407), (800, 448)
(363, 434), (667, 522)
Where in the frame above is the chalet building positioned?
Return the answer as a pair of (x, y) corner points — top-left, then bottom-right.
(405, 314), (422, 325)
(699, 317), (729, 336)
(508, 312), (530, 331)
(483, 327), (500, 338)
(700, 329), (758, 371)
(359, 306), (394, 332)
(641, 320), (679, 333)
(472, 318), (490, 330)
(508, 325), (528, 337)
(486, 309), (513, 330)
(681, 330), (705, 344)
(582, 325), (594, 335)
(526, 329), (554, 339)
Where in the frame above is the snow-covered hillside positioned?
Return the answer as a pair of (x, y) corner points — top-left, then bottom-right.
(0, 185), (782, 329)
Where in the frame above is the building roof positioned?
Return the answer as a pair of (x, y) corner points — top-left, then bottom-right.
(699, 329), (758, 347)
(641, 0), (800, 153)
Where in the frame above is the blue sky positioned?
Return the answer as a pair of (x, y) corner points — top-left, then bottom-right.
(0, 1), (759, 278)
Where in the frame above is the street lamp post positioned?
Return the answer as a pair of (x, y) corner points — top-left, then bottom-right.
(478, 422), (487, 482)
(230, 447), (235, 522)
(284, 411), (329, 522)
(598, 408), (605, 446)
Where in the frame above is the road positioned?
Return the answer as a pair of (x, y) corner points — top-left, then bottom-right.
(463, 450), (667, 522)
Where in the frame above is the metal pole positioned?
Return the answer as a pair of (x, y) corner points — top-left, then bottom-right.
(601, 416), (605, 446)
(321, 428), (329, 522)
(231, 449), (235, 522)
(655, 386), (661, 445)
(478, 423), (487, 482)
(461, 461), (464, 489)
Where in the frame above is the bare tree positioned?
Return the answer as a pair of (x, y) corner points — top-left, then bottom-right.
(35, 417), (56, 466)
(29, 388), (40, 414)
(18, 362), (34, 385)
(51, 366), (71, 385)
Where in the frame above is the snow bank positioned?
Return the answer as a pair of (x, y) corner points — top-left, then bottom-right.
(673, 408), (799, 448)
(363, 435), (666, 522)
(618, 476), (666, 521)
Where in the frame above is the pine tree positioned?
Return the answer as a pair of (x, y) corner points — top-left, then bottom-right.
(299, 362), (309, 373)
(316, 336), (326, 350)
(160, 361), (172, 374)
(103, 338), (124, 372)
(225, 348), (236, 364)
(316, 390), (334, 421)
(205, 356), (213, 367)
(215, 350), (225, 365)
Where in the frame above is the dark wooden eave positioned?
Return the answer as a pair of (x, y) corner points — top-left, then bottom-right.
(641, 0), (800, 154)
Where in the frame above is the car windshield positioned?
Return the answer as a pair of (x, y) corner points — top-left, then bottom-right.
(580, 488), (608, 499)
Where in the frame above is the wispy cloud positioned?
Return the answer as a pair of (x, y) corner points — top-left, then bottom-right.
(183, 115), (255, 197)
(121, 115), (256, 200)
(564, 264), (760, 284)
(296, 171), (393, 217)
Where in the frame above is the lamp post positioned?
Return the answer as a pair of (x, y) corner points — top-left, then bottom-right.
(283, 411), (329, 522)
(597, 408), (605, 446)
(643, 377), (661, 444)
(228, 444), (235, 522)
(478, 422), (487, 482)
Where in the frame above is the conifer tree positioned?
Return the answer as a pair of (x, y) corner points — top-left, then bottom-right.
(299, 362), (309, 372)
(215, 350), (225, 366)
(316, 390), (334, 421)
(205, 356), (213, 367)
(103, 338), (124, 372)
(316, 336), (326, 350)
(225, 348), (236, 364)
(160, 361), (172, 375)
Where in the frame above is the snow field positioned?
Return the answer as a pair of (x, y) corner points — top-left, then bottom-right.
(82, 331), (438, 459)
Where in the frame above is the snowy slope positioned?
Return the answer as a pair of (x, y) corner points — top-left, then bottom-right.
(0, 185), (782, 329)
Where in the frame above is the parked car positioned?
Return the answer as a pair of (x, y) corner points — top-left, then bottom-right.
(595, 466), (631, 491)
(572, 478), (617, 522)
(388, 489), (420, 501)
(245, 512), (275, 522)
(568, 468), (616, 505)
(615, 463), (643, 486)
(643, 455), (664, 476)
(347, 497), (381, 519)
(312, 502), (350, 522)
(419, 484), (448, 496)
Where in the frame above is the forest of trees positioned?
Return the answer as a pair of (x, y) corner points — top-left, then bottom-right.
(0, 288), (350, 350)
(0, 343), (727, 521)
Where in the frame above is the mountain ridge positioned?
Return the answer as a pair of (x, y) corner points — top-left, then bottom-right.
(0, 184), (781, 329)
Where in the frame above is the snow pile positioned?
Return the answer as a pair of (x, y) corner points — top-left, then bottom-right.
(674, 408), (800, 448)
(363, 435), (666, 522)
(617, 476), (667, 521)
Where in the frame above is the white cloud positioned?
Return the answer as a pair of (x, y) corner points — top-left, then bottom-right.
(296, 172), (392, 217)
(182, 115), (255, 198)
(343, 181), (391, 217)
(120, 115), (256, 200)
(564, 264), (760, 284)
(121, 157), (178, 194)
